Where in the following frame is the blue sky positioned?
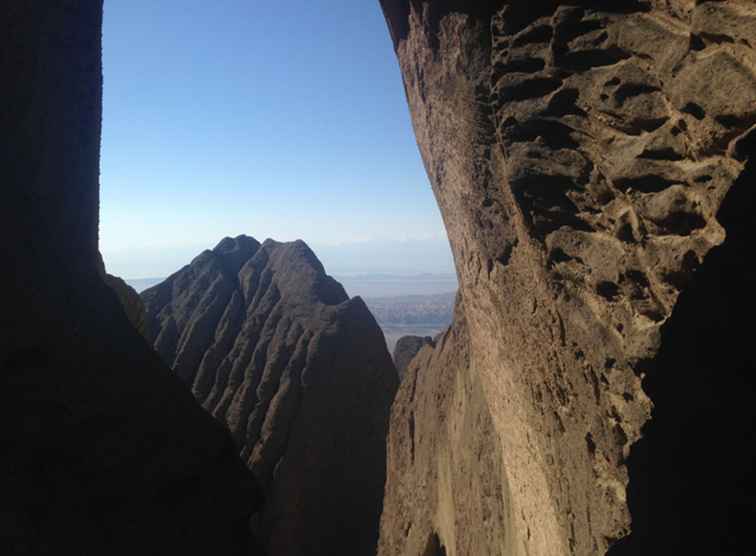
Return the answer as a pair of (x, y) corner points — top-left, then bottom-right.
(99, 1), (452, 278)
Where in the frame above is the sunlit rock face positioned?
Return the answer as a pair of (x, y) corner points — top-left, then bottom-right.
(2, 4), (263, 555)
(377, 1), (756, 554)
(142, 235), (398, 556)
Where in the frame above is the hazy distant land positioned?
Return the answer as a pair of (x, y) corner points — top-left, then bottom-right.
(363, 291), (454, 352)
(337, 273), (457, 298)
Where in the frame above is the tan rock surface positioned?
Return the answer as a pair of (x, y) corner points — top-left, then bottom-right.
(377, 1), (755, 554)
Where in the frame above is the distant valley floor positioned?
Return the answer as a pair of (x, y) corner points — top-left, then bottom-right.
(362, 291), (455, 353)
(378, 324), (448, 353)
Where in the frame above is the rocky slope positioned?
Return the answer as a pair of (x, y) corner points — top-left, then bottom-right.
(378, 1), (755, 554)
(2, 4), (263, 555)
(142, 235), (398, 556)
(392, 334), (436, 380)
(381, 297), (514, 556)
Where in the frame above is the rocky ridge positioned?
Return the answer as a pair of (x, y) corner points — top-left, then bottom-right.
(142, 235), (398, 556)
(378, 1), (755, 554)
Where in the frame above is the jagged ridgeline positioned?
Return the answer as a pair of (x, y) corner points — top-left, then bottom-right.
(141, 235), (398, 556)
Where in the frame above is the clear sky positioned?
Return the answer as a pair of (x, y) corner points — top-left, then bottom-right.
(99, 1), (453, 278)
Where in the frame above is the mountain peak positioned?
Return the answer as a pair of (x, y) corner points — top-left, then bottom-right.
(141, 235), (398, 555)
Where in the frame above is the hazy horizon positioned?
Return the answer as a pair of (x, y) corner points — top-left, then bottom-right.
(99, 1), (451, 280)
(105, 236), (456, 281)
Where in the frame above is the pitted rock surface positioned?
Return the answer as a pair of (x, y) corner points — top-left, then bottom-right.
(142, 235), (398, 556)
(378, 1), (755, 555)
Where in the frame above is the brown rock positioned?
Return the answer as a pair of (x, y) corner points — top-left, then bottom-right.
(142, 235), (399, 556)
(378, 1), (756, 554)
(381, 296), (514, 556)
(392, 334), (436, 380)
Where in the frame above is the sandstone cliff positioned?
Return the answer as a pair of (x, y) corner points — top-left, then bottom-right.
(2, 4), (263, 555)
(142, 235), (399, 556)
(378, 1), (755, 554)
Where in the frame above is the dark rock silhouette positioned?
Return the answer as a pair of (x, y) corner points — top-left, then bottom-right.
(142, 235), (399, 556)
(1, 4), (263, 555)
(378, 1), (756, 554)
(97, 253), (147, 336)
(103, 273), (147, 335)
(392, 335), (435, 380)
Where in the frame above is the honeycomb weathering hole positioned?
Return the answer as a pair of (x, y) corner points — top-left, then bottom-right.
(609, 140), (756, 554)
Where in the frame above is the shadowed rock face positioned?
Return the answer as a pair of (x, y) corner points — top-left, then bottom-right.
(393, 335), (436, 380)
(103, 273), (147, 335)
(378, 1), (755, 554)
(1, 3), (263, 555)
(142, 235), (399, 556)
(97, 252), (147, 336)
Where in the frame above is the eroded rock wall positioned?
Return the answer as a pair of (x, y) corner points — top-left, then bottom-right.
(142, 236), (399, 556)
(378, 1), (755, 554)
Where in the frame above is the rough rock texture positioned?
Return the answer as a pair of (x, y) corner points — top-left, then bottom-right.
(142, 235), (399, 556)
(393, 334), (436, 380)
(382, 297), (515, 556)
(1, 4), (263, 555)
(378, 1), (755, 554)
